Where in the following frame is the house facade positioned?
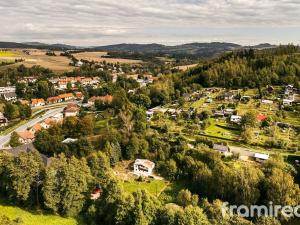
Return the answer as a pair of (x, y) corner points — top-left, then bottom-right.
(133, 159), (155, 177)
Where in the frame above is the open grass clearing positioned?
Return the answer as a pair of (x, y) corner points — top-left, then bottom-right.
(0, 198), (77, 225)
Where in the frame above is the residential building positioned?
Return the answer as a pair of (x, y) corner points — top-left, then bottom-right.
(63, 103), (80, 117)
(230, 115), (242, 124)
(58, 93), (74, 101)
(31, 98), (45, 107)
(0, 112), (8, 127)
(254, 153), (269, 163)
(3, 92), (17, 102)
(88, 95), (113, 106)
(47, 96), (62, 104)
(133, 159), (155, 177)
(75, 92), (84, 100)
(17, 131), (35, 144)
(0, 86), (16, 95)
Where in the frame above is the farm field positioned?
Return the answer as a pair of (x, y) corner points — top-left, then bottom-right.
(73, 51), (142, 64)
(0, 49), (75, 73)
(0, 199), (77, 225)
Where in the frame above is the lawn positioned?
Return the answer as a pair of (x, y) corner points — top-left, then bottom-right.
(0, 203), (77, 225)
(122, 180), (169, 197)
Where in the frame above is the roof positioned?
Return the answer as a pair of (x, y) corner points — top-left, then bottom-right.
(58, 93), (74, 99)
(88, 95), (113, 103)
(254, 153), (269, 160)
(47, 96), (60, 102)
(256, 114), (267, 122)
(62, 138), (78, 144)
(31, 123), (42, 132)
(3, 92), (17, 98)
(17, 131), (35, 140)
(75, 92), (83, 97)
(213, 144), (229, 152)
(31, 98), (45, 105)
(134, 159), (155, 169)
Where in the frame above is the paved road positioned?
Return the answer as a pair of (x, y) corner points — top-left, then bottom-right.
(0, 107), (64, 149)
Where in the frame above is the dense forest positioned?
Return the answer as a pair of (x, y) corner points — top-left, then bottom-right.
(182, 45), (300, 89)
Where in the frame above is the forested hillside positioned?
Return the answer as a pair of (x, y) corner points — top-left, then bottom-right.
(182, 45), (300, 89)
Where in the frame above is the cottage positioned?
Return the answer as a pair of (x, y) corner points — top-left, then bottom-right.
(213, 144), (232, 157)
(31, 98), (45, 107)
(256, 114), (267, 122)
(3, 92), (17, 102)
(63, 103), (80, 117)
(47, 96), (62, 104)
(218, 92), (234, 101)
(0, 112), (8, 127)
(88, 95), (113, 106)
(58, 93), (74, 102)
(75, 92), (84, 100)
(214, 110), (225, 118)
(133, 159), (155, 177)
(261, 99), (273, 104)
(254, 153), (269, 163)
(213, 144), (229, 153)
(0, 86), (16, 95)
(17, 131), (35, 144)
(230, 115), (242, 124)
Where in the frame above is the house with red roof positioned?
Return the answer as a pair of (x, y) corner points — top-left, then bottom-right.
(256, 114), (268, 122)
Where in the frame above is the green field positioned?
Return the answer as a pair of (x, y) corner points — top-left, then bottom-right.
(122, 180), (168, 197)
(0, 203), (77, 225)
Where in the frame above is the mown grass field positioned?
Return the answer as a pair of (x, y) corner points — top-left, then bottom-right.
(0, 202), (77, 225)
(122, 180), (169, 197)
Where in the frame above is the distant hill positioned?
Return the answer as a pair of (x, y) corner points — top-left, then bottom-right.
(0, 41), (79, 50)
(91, 42), (242, 57)
(0, 41), (277, 58)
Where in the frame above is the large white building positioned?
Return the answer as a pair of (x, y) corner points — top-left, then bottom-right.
(133, 159), (155, 177)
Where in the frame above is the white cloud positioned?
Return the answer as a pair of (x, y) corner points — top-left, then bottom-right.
(0, 0), (299, 45)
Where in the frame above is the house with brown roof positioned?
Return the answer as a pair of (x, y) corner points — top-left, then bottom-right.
(17, 131), (35, 144)
(88, 95), (113, 106)
(47, 96), (62, 104)
(75, 92), (84, 100)
(58, 93), (74, 101)
(31, 98), (45, 107)
(63, 103), (80, 117)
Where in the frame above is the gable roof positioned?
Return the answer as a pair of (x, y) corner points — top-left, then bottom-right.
(3, 92), (17, 98)
(213, 144), (229, 152)
(134, 159), (155, 169)
(17, 131), (35, 140)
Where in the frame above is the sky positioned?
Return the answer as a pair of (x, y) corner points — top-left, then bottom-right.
(0, 0), (300, 46)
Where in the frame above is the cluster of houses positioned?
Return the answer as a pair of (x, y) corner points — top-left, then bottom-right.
(16, 103), (81, 144)
(30, 92), (83, 107)
(49, 76), (100, 90)
(126, 74), (158, 87)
